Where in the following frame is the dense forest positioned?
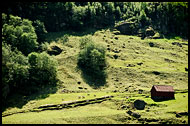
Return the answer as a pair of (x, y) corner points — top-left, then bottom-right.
(2, 2), (188, 109)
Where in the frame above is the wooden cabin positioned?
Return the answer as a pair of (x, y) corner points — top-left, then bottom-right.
(151, 85), (175, 100)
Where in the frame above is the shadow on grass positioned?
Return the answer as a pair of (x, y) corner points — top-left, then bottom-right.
(2, 85), (58, 112)
(152, 98), (175, 102)
(45, 27), (105, 43)
(80, 68), (107, 89)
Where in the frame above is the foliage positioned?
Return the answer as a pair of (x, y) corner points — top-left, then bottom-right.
(39, 42), (49, 52)
(138, 9), (151, 27)
(32, 20), (47, 43)
(3, 2), (188, 37)
(2, 43), (29, 101)
(2, 13), (38, 55)
(28, 52), (58, 88)
(78, 39), (106, 78)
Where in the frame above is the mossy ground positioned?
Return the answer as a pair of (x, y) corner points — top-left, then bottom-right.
(2, 28), (188, 124)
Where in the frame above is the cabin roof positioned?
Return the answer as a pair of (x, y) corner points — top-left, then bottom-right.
(152, 85), (174, 92)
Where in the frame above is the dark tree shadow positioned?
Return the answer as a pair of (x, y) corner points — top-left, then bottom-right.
(2, 85), (58, 112)
(45, 27), (105, 43)
(79, 68), (107, 89)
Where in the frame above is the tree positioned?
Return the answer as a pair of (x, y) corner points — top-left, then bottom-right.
(28, 52), (58, 88)
(77, 38), (106, 77)
(138, 10), (151, 27)
(2, 13), (38, 55)
(115, 6), (122, 20)
(2, 43), (29, 101)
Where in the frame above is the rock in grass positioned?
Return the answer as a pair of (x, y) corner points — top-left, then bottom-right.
(127, 110), (132, 115)
(113, 54), (119, 59)
(132, 112), (141, 118)
(120, 105), (127, 109)
(115, 37), (118, 40)
(149, 42), (154, 47)
(134, 99), (147, 110)
(47, 45), (62, 55)
(176, 113), (182, 118)
(137, 62), (143, 66)
(77, 81), (81, 84)
(172, 42), (182, 47)
(78, 86), (83, 89)
(152, 71), (160, 75)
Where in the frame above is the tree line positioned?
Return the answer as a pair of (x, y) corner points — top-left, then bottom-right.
(2, 13), (57, 108)
(2, 2), (188, 37)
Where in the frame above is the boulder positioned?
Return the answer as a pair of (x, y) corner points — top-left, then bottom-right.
(134, 99), (147, 110)
(115, 37), (119, 40)
(113, 54), (119, 59)
(47, 45), (62, 55)
(132, 112), (141, 118)
(120, 105), (127, 109)
(138, 89), (143, 94)
(127, 110), (132, 115)
(77, 81), (81, 84)
(78, 86), (83, 89)
(137, 62), (143, 66)
(149, 42), (154, 47)
(152, 71), (160, 75)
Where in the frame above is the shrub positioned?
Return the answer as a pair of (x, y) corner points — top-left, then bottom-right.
(28, 52), (58, 87)
(77, 40), (106, 77)
(39, 42), (49, 52)
(2, 43), (29, 100)
(2, 13), (38, 55)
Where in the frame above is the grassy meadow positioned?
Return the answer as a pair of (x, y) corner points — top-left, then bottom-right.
(2, 28), (188, 124)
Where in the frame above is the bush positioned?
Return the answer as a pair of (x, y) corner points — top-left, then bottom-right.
(39, 42), (49, 52)
(77, 39), (106, 77)
(2, 13), (38, 55)
(28, 52), (58, 87)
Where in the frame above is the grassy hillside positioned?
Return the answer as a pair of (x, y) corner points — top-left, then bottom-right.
(48, 28), (188, 92)
(2, 28), (188, 124)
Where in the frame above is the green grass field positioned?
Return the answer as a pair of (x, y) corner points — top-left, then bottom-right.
(2, 28), (188, 124)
